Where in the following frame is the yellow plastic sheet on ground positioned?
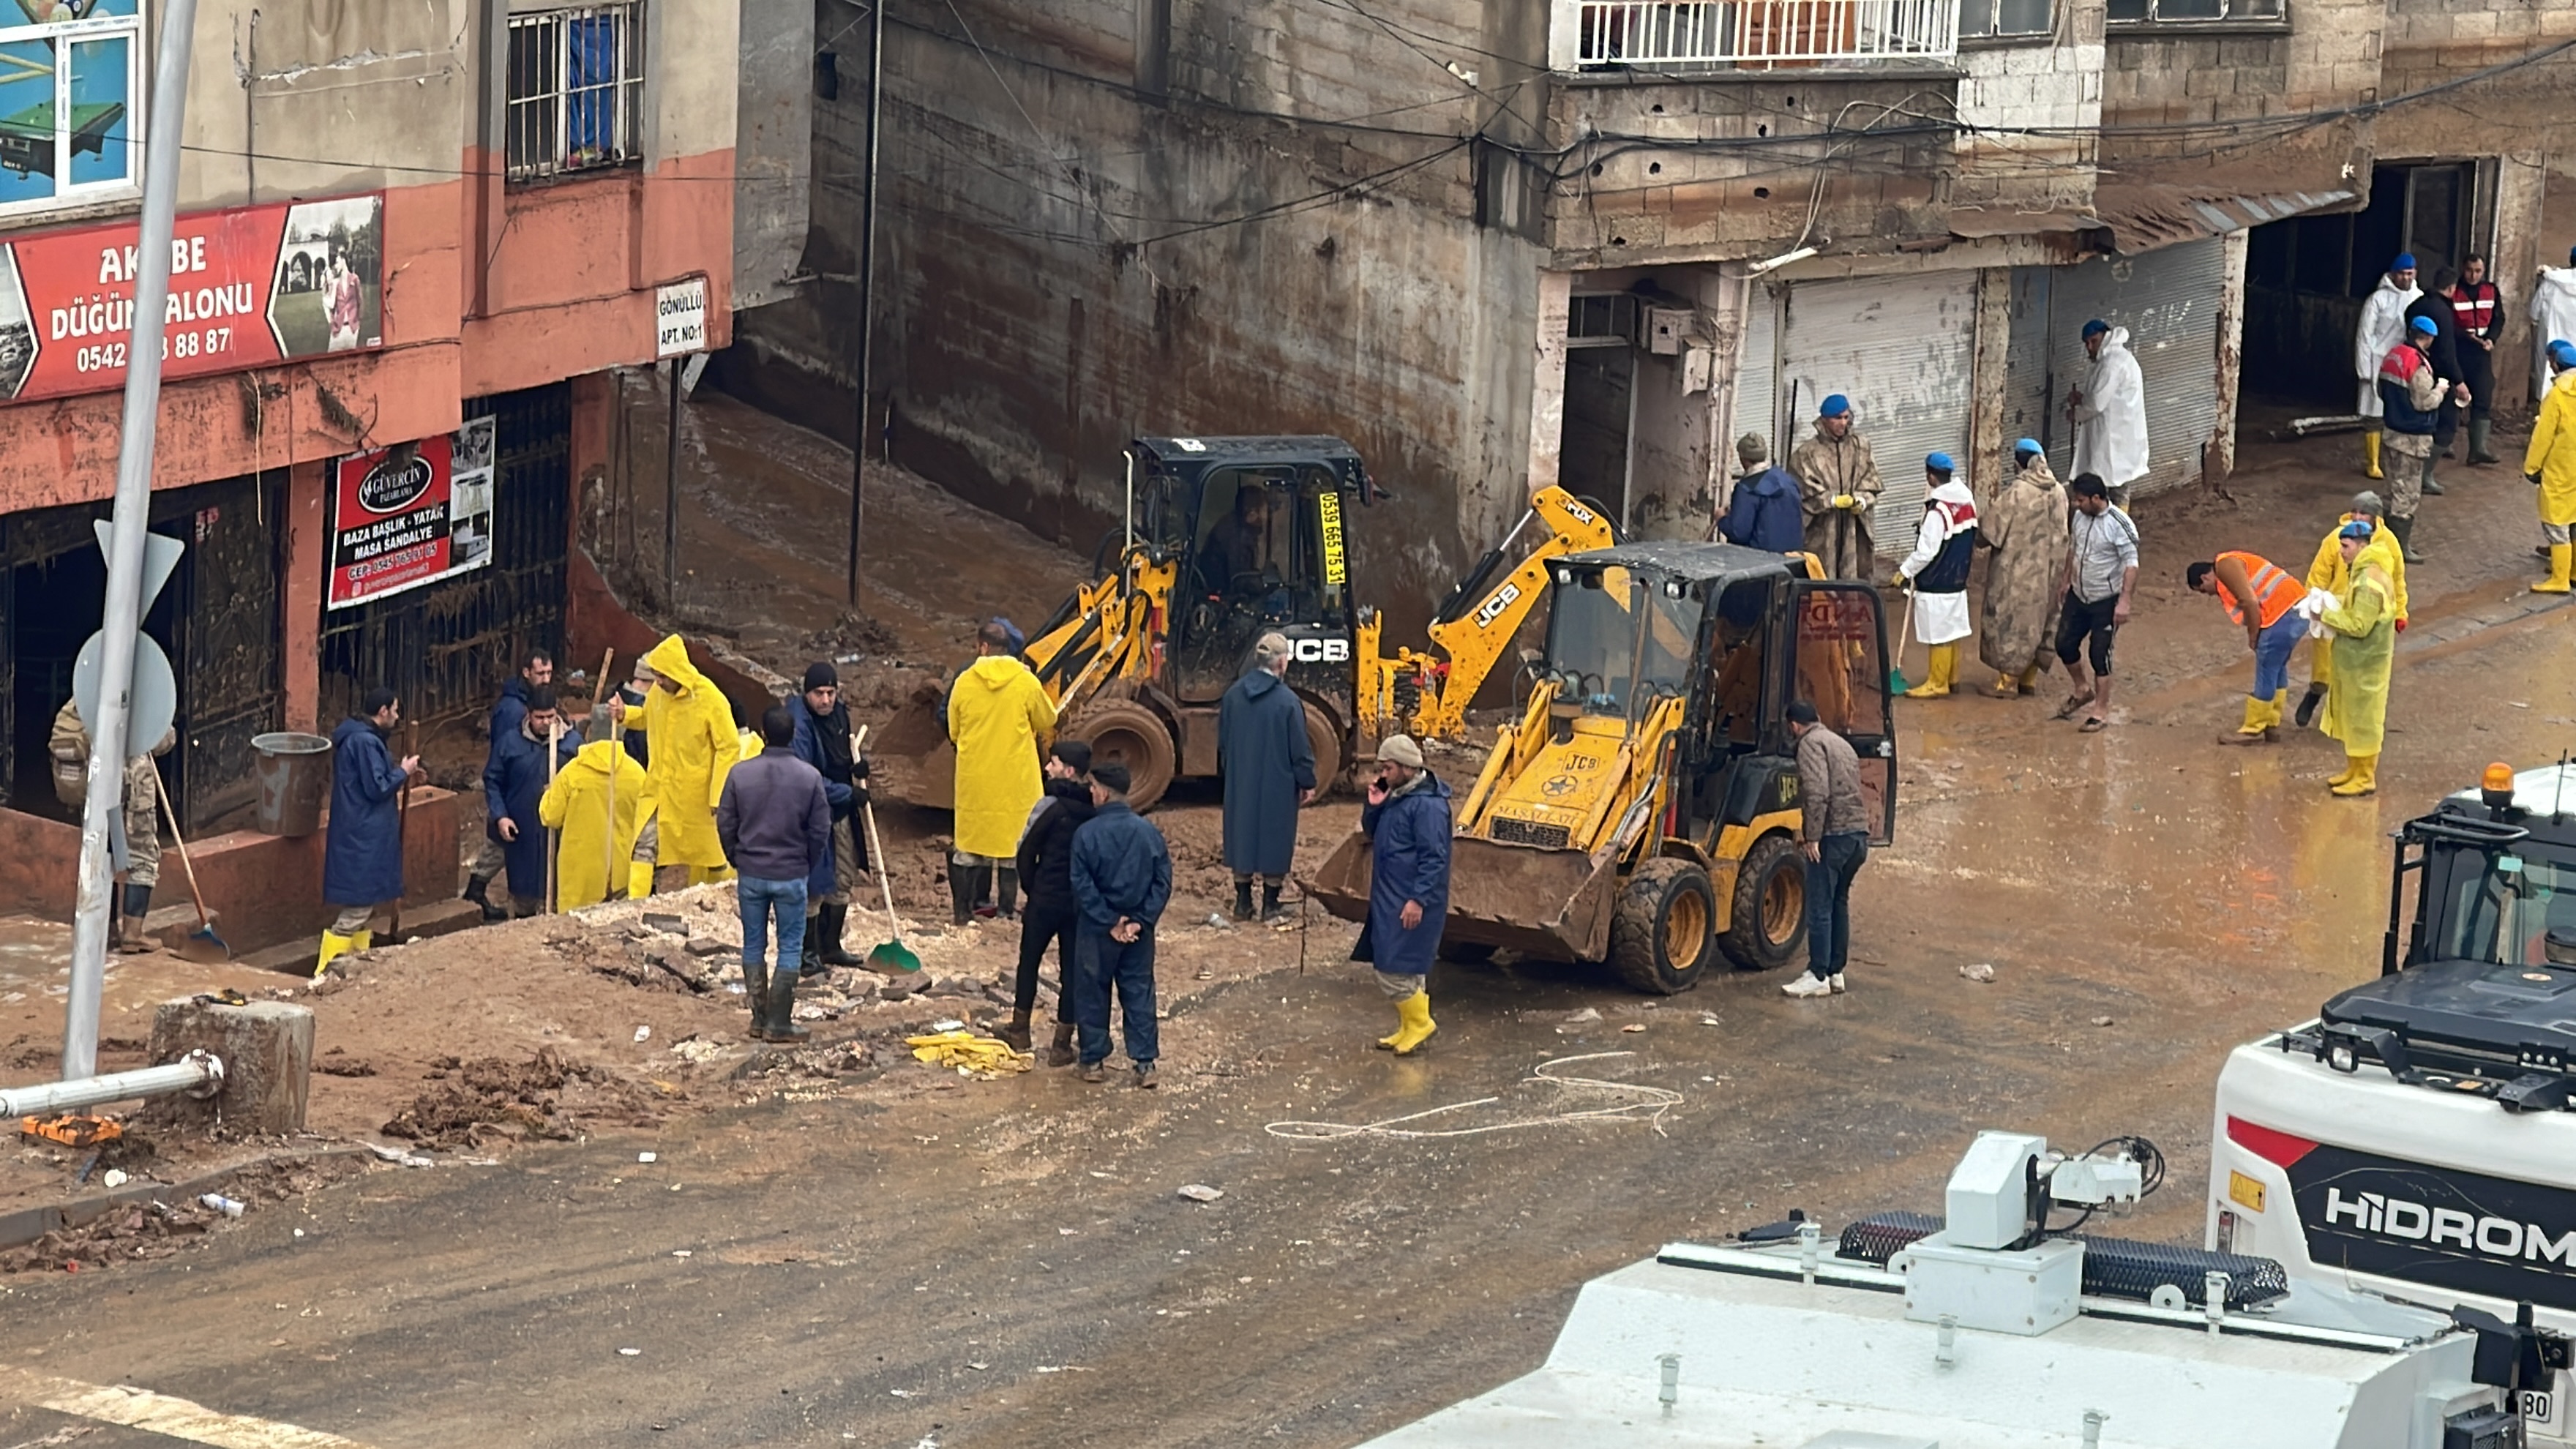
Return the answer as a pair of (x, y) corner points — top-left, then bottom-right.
(905, 1030), (1033, 1077)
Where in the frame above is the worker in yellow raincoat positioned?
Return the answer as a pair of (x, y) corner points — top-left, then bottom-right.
(2291, 491), (2407, 730)
(2522, 338), (2576, 594)
(946, 619), (1058, 924)
(539, 703), (655, 911)
(629, 634), (744, 891)
(2318, 521), (2397, 798)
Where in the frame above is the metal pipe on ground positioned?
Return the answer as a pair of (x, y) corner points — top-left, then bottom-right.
(0, 1051), (223, 1117)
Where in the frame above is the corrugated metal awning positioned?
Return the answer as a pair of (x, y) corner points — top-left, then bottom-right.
(1947, 186), (2356, 255)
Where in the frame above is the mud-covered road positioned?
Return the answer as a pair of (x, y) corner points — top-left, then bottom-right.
(4, 397), (2575, 1448)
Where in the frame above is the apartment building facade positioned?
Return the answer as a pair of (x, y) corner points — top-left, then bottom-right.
(0, 0), (768, 835)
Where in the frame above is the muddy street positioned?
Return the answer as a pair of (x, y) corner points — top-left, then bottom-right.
(5, 400), (2576, 1447)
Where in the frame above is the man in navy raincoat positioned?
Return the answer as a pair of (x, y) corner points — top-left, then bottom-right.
(1352, 734), (1450, 1055)
(465, 650), (554, 920)
(319, 687), (422, 976)
(1719, 433), (1804, 553)
(482, 684), (580, 917)
(1217, 632), (1315, 923)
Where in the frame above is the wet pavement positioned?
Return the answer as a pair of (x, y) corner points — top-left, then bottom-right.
(3, 400), (2575, 1446)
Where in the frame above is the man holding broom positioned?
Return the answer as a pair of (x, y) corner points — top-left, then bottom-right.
(482, 686), (580, 916)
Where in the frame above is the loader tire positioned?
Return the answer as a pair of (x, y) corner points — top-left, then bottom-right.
(1302, 699), (1343, 801)
(1608, 858), (1716, 995)
(1718, 832), (1805, 973)
(1065, 702), (1177, 812)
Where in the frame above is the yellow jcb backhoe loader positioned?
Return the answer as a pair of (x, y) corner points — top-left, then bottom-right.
(871, 435), (1613, 811)
(1308, 542), (1898, 994)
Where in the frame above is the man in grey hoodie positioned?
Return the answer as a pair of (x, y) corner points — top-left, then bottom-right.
(718, 704), (831, 1043)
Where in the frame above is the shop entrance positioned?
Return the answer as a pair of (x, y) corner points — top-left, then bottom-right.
(2244, 160), (2490, 407)
(0, 473), (282, 833)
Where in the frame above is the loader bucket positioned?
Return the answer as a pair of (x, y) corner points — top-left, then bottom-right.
(1303, 831), (1621, 965)
(865, 689), (956, 811)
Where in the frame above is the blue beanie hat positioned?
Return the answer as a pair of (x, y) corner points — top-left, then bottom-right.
(1819, 393), (1852, 418)
(2550, 339), (2576, 369)
(2081, 319), (2108, 339)
(2338, 520), (2375, 541)
(2408, 315), (2437, 336)
(2392, 252), (2417, 272)
(991, 615), (1026, 652)
(2014, 437), (2043, 457)
(1925, 452), (1955, 475)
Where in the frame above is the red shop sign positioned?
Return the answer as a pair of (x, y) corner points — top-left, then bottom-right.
(0, 193), (383, 405)
(328, 434), (456, 610)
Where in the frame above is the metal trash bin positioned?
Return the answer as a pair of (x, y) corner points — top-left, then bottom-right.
(250, 731), (334, 837)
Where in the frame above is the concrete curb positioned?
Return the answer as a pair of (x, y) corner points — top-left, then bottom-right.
(0, 1143), (372, 1251)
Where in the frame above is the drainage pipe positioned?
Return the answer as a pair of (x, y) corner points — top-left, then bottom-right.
(0, 1051), (223, 1117)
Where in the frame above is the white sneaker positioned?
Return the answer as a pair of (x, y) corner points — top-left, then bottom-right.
(1781, 973), (1834, 998)
(1829, 973), (1848, 994)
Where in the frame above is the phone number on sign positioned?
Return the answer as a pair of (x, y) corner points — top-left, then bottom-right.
(71, 327), (238, 374)
(345, 541), (441, 586)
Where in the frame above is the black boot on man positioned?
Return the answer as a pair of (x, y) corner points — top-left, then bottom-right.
(1259, 878), (1286, 922)
(461, 873), (507, 923)
(2293, 682), (2327, 730)
(2390, 514), (2425, 564)
(2469, 416), (2500, 465)
(994, 867), (1019, 921)
(996, 1009), (1033, 1052)
(740, 954), (770, 1037)
(763, 967), (809, 1042)
(817, 903), (862, 967)
(1044, 1022), (1077, 1067)
(1232, 876), (1255, 922)
(948, 861), (975, 926)
(116, 882), (154, 954)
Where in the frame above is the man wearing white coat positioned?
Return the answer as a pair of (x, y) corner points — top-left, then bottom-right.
(2353, 255), (2420, 481)
(2531, 247), (2576, 404)
(2067, 320), (2148, 508)
(1890, 452), (1979, 699)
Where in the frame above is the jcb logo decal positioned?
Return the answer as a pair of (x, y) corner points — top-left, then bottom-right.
(1473, 582), (1522, 629)
(1292, 637), (1351, 663)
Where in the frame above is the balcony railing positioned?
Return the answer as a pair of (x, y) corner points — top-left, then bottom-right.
(1573, 0), (1960, 67)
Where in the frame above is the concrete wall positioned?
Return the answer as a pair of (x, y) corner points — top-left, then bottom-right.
(1951, 4), (2104, 210)
(735, 0), (817, 310)
(2096, 1), (2377, 190)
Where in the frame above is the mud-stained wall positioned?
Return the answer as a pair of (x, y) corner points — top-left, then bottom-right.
(2094, 1), (2378, 188)
(727, 0), (1549, 639)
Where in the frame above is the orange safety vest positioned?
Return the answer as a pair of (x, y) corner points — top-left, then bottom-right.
(2378, 342), (2429, 386)
(2214, 550), (2301, 629)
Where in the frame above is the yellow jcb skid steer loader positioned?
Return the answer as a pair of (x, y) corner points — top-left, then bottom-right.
(1308, 543), (1898, 994)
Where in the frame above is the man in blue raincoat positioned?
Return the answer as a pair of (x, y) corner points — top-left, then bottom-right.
(318, 687), (422, 976)
(1719, 432), (1803, 553)
(1217, 632), (1315, 923)
(1351, 734), (1451, 1056)
(482, 684), (580, 917)
(464, 650), (554, 920)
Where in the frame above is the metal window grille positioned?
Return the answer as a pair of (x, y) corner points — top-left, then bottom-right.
(1574, 0), (1961, 68)
(2105, 0), (2279, 19)
(505, 4), (644, 182)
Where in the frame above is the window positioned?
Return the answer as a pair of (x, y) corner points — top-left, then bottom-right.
(0, 0), (142, 219)
(2105, 0), (2281, 20)
(506, 4), (643, 181)
(1961, 0), (2054, 37)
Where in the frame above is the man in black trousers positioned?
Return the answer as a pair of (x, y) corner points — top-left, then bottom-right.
(1067, 761), (1171, 1087)
(1006, 740), (1093, 1063)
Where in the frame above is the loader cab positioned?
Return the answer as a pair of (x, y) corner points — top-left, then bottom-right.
(1127, 436), (1369, 706)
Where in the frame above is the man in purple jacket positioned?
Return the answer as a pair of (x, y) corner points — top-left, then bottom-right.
(718, 704), (831, 1043)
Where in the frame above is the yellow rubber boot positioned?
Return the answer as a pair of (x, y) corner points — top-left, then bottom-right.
(629, 861), (656, 899)
(2258, 696), (2285, 731)
(1377, 999), (1407, 1051)
(2537, 544), (2573, 595)
(1903, 644), (1957, 699)
(353, 929), (373, 951)
(2363, 430), (2384, 481)
(314, 930), (355, 979)
(2219, 696), (2272, 744)
(2327, 757), (2356, 788)
(2331, 753), (2379, 797)
(1389, 989), (1437, 1055)
(688, 864), (735, 886)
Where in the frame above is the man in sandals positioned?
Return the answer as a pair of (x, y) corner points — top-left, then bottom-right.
(2053, 473), (2138, 733)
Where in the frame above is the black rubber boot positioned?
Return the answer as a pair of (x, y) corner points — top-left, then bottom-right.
(798, 913), (824, 983)
(1259, 879), (1284, 921)
(117, 882), (153, 954)
(1232, 877), (1255, 922)
(2420, 453), (2444, 496)
(763, 970), (809, 1042)
(948, 862), (974, 925)
(1044, 1022), (1077, 1068)
(2292, 683), (2326, 730)
(2469, 416), (2499, 464)
(818, 903), (861, 967)
(741, 955), (770, 1034)
(995, 868), (1019, 921)
(970, 862), (996, 919)
(2391, 514), (2425, 563)
(463, 873), (506, 922)
(996, 1009), (1033, 1052)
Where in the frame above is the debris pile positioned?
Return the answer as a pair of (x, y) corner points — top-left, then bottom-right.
(381, 1048), (667, 1150)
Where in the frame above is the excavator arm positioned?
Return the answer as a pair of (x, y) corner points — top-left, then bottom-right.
(1358, 487), (1617, 741)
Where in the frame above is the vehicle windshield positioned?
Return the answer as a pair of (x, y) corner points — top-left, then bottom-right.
(1543, 566), (1699, 716)
(2435, 843), (2576, 967)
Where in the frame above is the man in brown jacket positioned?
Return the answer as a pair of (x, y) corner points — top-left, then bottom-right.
(1788, 394), (1883, 580)
(1784, 699), (1868, 999)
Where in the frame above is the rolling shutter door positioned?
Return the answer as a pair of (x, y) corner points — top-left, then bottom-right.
(1733, 281), (1780, 461)
(1780, 273), (1976, 544)
(2044, 239), (2224, 500)
(2004, 266), (2056, 457)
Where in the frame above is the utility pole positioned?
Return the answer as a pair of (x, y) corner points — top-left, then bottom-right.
(664, 358), (681, 604)
(845, 0), (886, 607)
(65, 0), (200, 1079)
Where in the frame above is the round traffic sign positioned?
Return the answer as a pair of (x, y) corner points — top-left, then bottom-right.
(72, 630), (178, 759)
